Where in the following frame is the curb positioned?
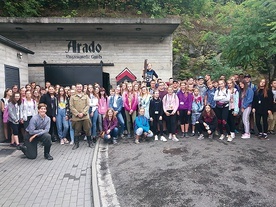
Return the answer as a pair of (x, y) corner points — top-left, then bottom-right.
(91, 139), (101, 207)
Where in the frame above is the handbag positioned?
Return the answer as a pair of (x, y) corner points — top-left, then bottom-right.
(99, 121), (111, 138)
(99, 131), (105, 139)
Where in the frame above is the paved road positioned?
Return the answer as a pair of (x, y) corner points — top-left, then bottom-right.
(0, 140), (94, 207)
(107, 135), (276, 207)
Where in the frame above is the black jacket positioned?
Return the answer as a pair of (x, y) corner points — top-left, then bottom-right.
(39, 93), (57, 117)
(252, 89), (273, 114)
(149, 97), (163, 118)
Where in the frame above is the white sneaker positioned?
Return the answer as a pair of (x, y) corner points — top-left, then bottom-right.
(84, 136), (87, 141)
(227, 135), (233, 142)
(198, 134), (204, 140)
(219, 134), (225, 140)
(172, 135), (179, 142)
(154, 135), (158, 141)
(230, 132), (235, 139)
(135, 139), (140, 144)
(160, 136), (167, 142)
(241, 133), (251, 139)
(168, 134), (172, 140)
(70, 141), (74, 145)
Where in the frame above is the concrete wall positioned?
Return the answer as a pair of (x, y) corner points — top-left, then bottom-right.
(0, 42), (29, 142)
(8, 33), (173, 87)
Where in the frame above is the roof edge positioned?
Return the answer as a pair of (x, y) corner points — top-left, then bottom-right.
(0, 17), (181, 25)
(0, 35), (34, 54)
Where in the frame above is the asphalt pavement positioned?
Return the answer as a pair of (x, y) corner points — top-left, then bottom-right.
(107, 134), (276, 207)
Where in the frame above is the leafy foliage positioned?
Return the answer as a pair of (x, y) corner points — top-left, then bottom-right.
(1, 0), (41, 17)
(219, 0), (276, 78)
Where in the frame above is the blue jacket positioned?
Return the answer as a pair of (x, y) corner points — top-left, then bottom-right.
(206, 88), (216, 108)
(241, 88), (254, 109)
(109, 95), (123, 113)
(135, 115), (150, 132)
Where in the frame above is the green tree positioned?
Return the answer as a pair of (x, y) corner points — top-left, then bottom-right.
(220, 0), (276, 79)
(0, 0), (41, 17)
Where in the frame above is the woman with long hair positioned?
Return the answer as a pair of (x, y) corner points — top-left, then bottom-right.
(8, 92), (23, 147)
(87, 85), (99, 142)
(214, 79), (231, 140)
(227, 79), (239, 142)
(22, 90), (38, 130)
(197, 105), (218, 140)
(33, 89), (41, 103)
(109, 86), (125, 138)
(163, 86), (179, 141)
(177, 82), (193, 138)
(138, 86), (151, 120)
(239, 80), (254, 139)
(252, 79), (273, 139)
(1, 88), (13, 141)
(102, 108), (118, 144)
(98, 87), (109, 132)
(123, 82), (138, 138)
(56, 87), (69, 145)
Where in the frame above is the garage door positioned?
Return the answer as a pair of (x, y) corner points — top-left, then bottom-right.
(45, 65), (103, 87)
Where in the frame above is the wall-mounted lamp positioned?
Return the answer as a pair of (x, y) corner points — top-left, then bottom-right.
(17, 52), (22, 59)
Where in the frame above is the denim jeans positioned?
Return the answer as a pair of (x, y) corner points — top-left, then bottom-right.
(104, 127), (118, 143)
(68, 120), (74, 142)
(89, 107), (99, 137)
(116, 112), (125, 135)
(56, 108), (69, 139)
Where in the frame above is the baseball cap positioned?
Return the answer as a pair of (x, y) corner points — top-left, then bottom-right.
(197, 76), (204, 80)
(244, 74), (251, 78)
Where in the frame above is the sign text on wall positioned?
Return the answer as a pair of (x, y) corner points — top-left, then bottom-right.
(65, 40), (102, 59)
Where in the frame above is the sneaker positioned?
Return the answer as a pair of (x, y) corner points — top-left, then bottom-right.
(168, 134), (172, 140)
(191, 132), (195, 136)
(227, 135), (233, 142)
(215, 131), (219, 136)
(172, 135), (179, 142)
(84, 136), (87, 141)
(127, 134), (132, 139)
(154, 135), (158, 141)
(120, 134), (125, 139)
(219, 134), (225, 140)
(160, 136), (167, 142)
(60, 139), (64, 145)
(113, 139), (118, 144)
(70, 141), (74, 145)
(257, 133), (263, 138)
(241, 133), (251, 139)
(230, 132), (235, 139)
(198, 134), (204, 140)
(184, 132), (190, 138)
(208, 134), (213, 139)
(261, 133), (268, 140)
(135, 139), (140, 144)
(63, 138), (69, 144)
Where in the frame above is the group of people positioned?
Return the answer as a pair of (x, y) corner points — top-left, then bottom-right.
(1, 65), (276, 160)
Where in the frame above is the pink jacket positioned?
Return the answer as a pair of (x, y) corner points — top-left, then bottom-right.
(123, 92), (138, 111)
(162, 93), (179, 114)
(98, 97), (108, 115)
